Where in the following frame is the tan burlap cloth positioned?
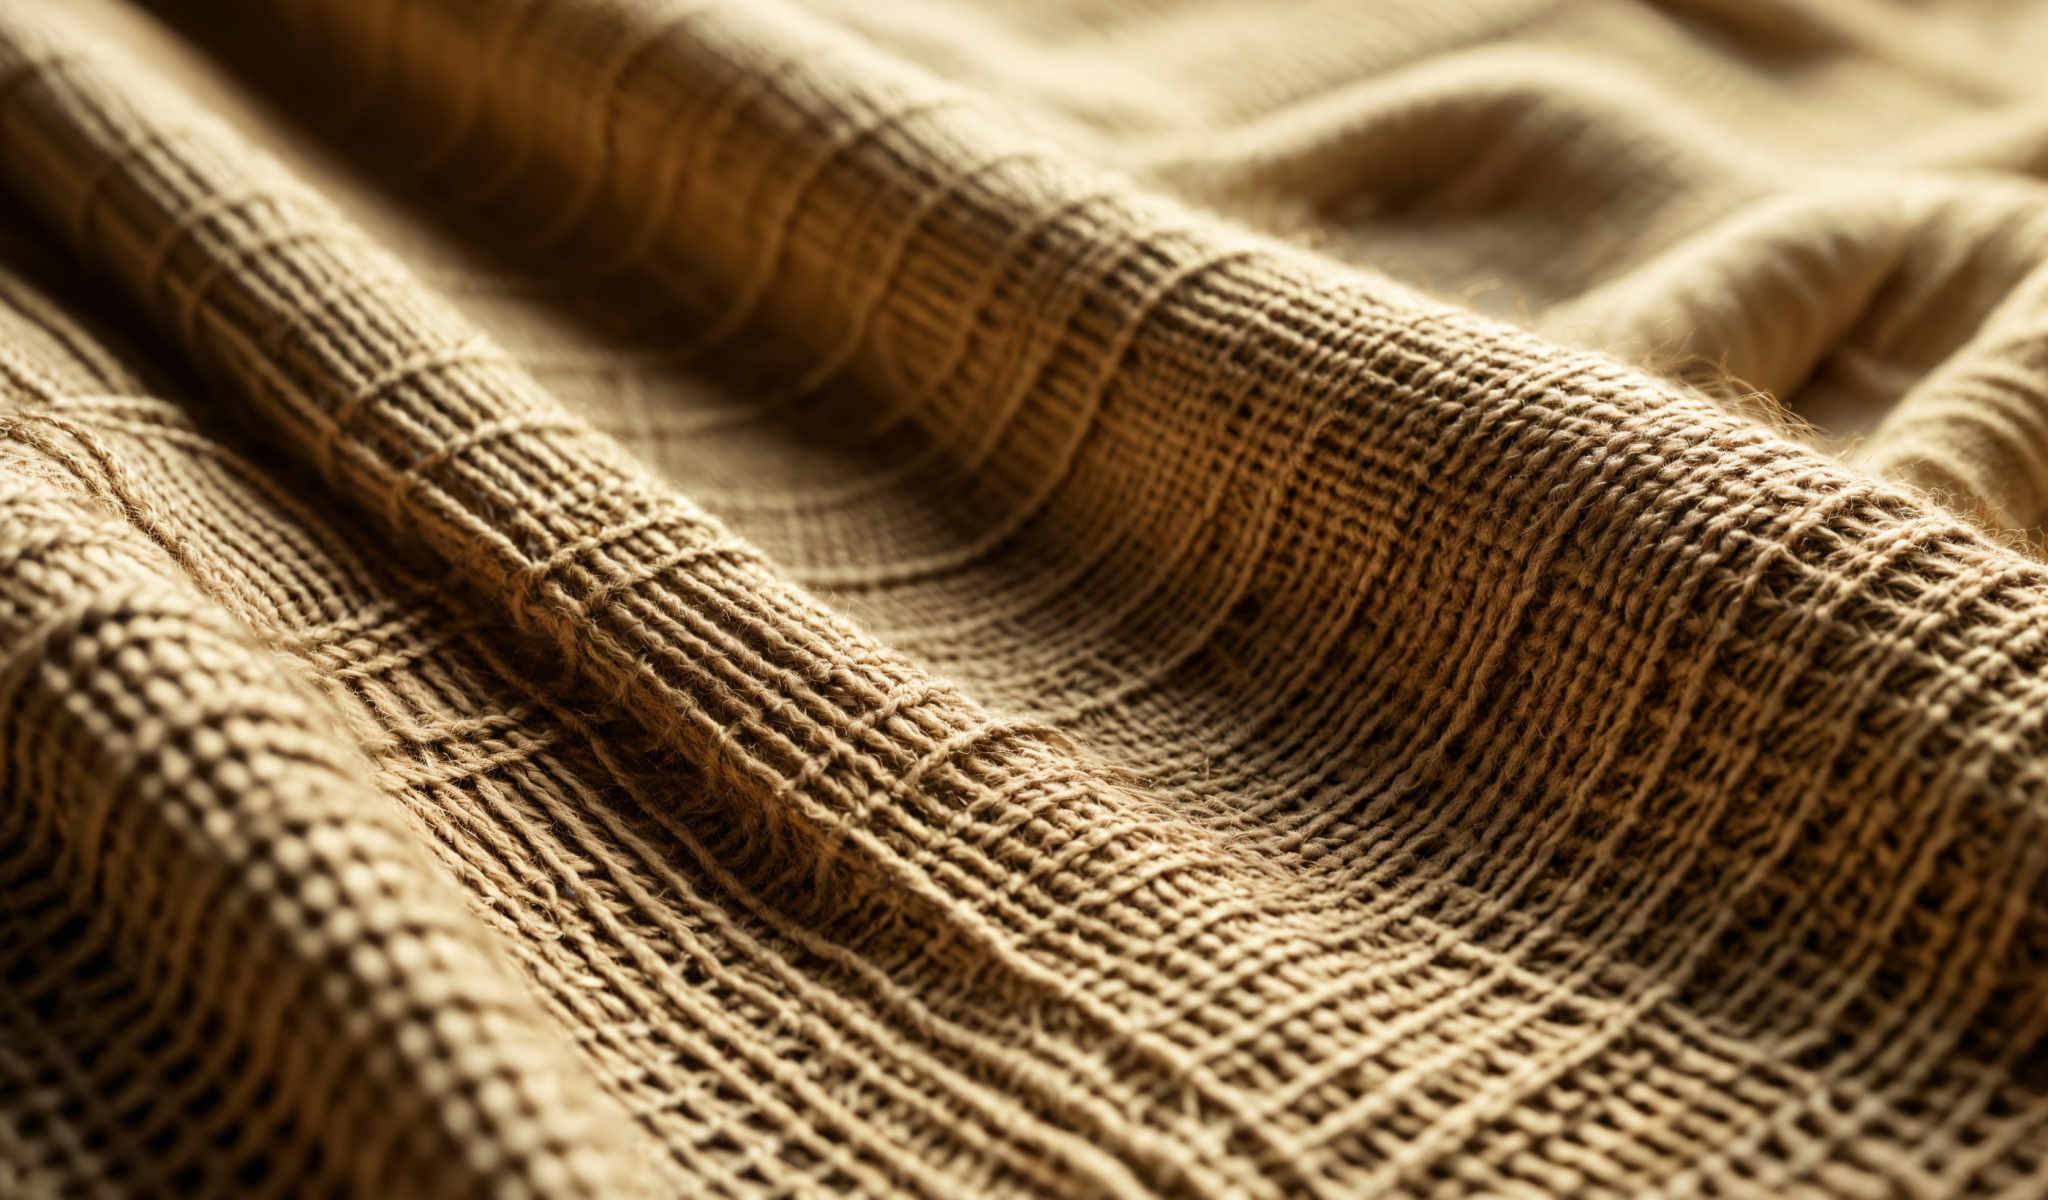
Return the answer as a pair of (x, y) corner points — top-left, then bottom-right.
(7, 0), (2048, 1194)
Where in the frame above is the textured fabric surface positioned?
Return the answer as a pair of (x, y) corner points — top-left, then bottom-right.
(8, 0), (2048, 1195)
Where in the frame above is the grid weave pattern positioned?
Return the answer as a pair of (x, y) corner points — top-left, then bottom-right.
(5, 0), (2048, 1195)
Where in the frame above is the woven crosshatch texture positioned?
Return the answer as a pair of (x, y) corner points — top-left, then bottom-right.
(8, 0), (2048, 1195)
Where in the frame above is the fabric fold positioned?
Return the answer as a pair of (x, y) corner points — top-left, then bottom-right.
(0, 405), (654, 1195)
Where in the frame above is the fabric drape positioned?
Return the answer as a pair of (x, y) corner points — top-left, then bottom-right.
(7, 0), (2048, 1195)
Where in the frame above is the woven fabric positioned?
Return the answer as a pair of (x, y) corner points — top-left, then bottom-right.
(6, 0), (2048, 1194)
